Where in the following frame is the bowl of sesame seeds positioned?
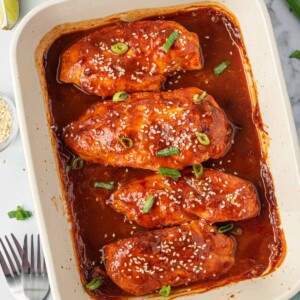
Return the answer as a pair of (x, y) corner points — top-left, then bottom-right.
(0, 92), (18, 152)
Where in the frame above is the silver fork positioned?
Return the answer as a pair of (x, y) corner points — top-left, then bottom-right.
(0, 234), (24, 299)
(22, 235), (49, 300)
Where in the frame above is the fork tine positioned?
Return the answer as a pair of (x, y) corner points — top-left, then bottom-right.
(0, 238), (18, 275)
(22, 235), (29, 274)
(5, 236), (21, 273)
(0, 250), (11, 276)
(30, 235), (35, 274)
(11, 234), (22, 257)
(12, 233), (30, 268)
(43, 258), (47, 275)
(37, 235), (41, 274)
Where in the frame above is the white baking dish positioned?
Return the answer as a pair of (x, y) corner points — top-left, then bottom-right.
(10, 0), (300, 299)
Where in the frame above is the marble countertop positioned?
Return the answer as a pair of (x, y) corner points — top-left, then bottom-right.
(266, 0), (300, 141)
(0, 1), (299, 299)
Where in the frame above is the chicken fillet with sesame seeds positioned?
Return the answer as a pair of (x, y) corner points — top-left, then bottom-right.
(63, 87), (232, 170)
(59, 20), (202, 97)
(109, 169), (260, 228)
(104, 221), (235, 296)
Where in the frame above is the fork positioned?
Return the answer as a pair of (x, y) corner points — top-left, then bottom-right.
(22, 235), (49, 300)
(0, 234), (24, 299)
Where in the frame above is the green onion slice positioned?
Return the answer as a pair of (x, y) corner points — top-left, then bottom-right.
(159, 285), (171, 297)
(163, 31), (179, 52)
(8, 206), (32, 221)
(231, 227), (243, 236)
(65, 165), (71, 174)
(94, 181), (115, 190)
(86, 277), (102, 291)
(193, 164), (204, 179)
(214, 61), (230, 76)
(156, 147), (180, 157)
(287, 0), (300, 18)
(158, 167), (181, 178)
(118, 137), (133, 149)
(289, 50), (300, 60)
(113, 91), (129, 102)
(142, 195), (155, 214)
(111, 42), (128, 54)
(193, 91), (207, 103)
(196, 132), (210, 146)
(217, 223), (234, 234)
(71, 157), (84, 170)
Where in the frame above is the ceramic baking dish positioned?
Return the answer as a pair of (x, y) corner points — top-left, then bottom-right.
(10, 0), (300, 299)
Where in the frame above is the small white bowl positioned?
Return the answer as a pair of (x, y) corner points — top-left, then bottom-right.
(0, 92), (19, 152)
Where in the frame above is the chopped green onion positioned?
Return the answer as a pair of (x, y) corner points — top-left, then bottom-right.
(71, 157), (84, 170)
(8, 211), (16, 218)
(65, 165), (71, 174)
(218, 223), (234, 234)
(86, 277), (102, 291)
(193, 91), (207, 103)
(286, 0), (300, 18)
(289, 50), (300, 60)
(142, 196), (155, 214)
(113, 91), (128, 102)
(193, 164), (204, 179)
(94, 181), (115, 190)
(16, 211), (26, 220)
(111, 42), (128, 54)
(214, 61), (230, 76)
(163, 31), (179, 52)
(231, 227), (243, 236)
(156, 147), (180, 157)
(196, 132), (210, 146)
(158, 167), (181, 178)
(118, 137), (133, 149)
(159, 285), (171, 297)
(8, 206), (32, 221)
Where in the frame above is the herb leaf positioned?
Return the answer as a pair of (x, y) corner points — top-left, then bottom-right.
(142, 196), (155, 214)
(289, 50), (300, 60)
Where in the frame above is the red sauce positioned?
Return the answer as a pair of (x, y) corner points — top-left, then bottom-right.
(43, 7), (285, 299)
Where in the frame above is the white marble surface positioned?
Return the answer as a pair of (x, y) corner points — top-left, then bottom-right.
(266, 0), (300, 143)
(0, 0), (299, 299)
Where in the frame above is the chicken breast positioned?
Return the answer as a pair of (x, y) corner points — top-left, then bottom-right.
(104, 221), (235, 296)
(64, 87), (232, 170)
(59, 20), (202, 97)
(109, 169), (260, 228)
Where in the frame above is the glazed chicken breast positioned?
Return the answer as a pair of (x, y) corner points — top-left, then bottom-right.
(64, 87), (232, 170)
(59, 20), (202, 97)
(104, 221), (235, 296)
(109, 169), (260, 228)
